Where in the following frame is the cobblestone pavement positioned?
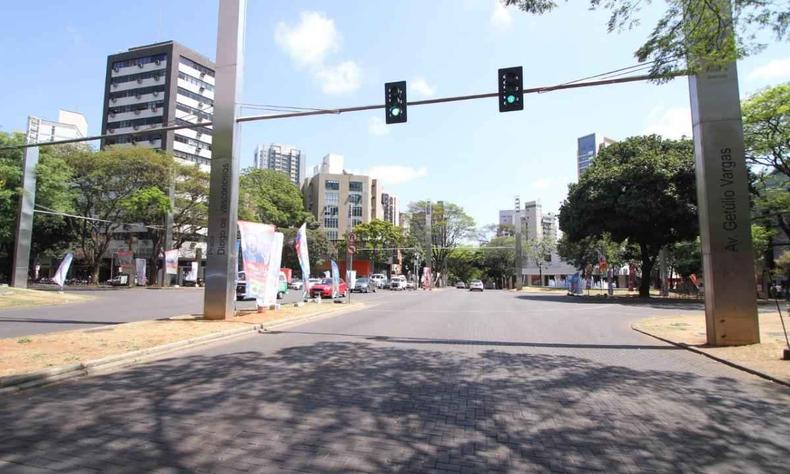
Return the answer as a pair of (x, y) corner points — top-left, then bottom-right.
(1, 290), (789, 473)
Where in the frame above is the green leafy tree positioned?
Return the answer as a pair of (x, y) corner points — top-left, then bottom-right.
(504, 1), (790, 79)
(557, 233), (636, 271)
(0, 133), (76, 281)
(280, 226), (336, 278)
(525, 237), (557, 286)
(64, 147), (173, 283)
(351, 219), (404, 273)
(407, 201), (476, 284)
(480, 236), (516, 289)
(559, 135), (698, 297)
(239, 168), (313, 228)
(743, 84), (790, 178)
(667, 239), (703, 278)
(172, 163), (209, 249)
(447, 247), (482, 284)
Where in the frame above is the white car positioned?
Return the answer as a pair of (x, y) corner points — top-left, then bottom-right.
(290, 280), (304, 290)
(370, 273), (388, 288)
(389, 275), (407, 291)
(306, 278), (322, 292)
(469, 280), (484, 292)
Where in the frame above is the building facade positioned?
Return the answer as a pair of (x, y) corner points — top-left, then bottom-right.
(577, 133), (616, 178)
(498, 200), (547, 241)
(27, 110), (87, 144)
(101, 41), (215, 169)
(254, 144), (306, 186)
(382, 193), (400, 226)
(303, 172), (371, 241)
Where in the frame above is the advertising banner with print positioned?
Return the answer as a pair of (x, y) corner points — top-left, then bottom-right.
(135, 258), (147, 286)
(259, 232), (284, 307)
(295, 223), (310, 288)
(331, 260), (340, 296)
(238, 221), (276, 298)
(165, 249), (179, 275)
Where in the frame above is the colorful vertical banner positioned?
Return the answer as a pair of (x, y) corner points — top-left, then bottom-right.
(262, 232), (284, 307)
(295, 223), (310, 291)
(238, 221), (276, 297)
(135, 258), (147, 286)
(331, 260), (340, 297)
(52, 252), (73, 289)
(165, 249), (179, 275)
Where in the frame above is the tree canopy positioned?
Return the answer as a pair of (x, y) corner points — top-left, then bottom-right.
(742, 83), (790, 178)
(351, 219), (405, 273)
(238, 168), (313, 228)
(504, 1), (790, 79)
(406, 201), (476, 281)
(559, 135), (697, 296)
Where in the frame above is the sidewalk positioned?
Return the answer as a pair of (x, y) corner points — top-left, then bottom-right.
(633, 310), (790, 385)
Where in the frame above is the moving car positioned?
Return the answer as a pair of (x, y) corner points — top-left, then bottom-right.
(369, 273), (388, 288)
(306, 278), (322, 292)
(353, 277), (376, 293)
(390, 275), (407, 291)
(309, 278), (348, 299)
(289, 280), (304, 290)
(455, 281), (466, 289)
(469, 280), (484, 292)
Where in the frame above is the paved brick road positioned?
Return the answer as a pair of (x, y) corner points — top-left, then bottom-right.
(1, 290), (789, 473)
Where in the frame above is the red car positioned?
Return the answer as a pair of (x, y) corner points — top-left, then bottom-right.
(309, 278), (348, 298)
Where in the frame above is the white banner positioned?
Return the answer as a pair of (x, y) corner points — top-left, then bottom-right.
(135, 258), (147, 286)
(52, 253), (73, 289)
(295, 223), (310, 289)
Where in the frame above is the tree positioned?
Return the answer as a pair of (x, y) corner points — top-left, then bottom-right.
(172, 163), (209, 249)
(743, 84), (790, 178)
(504, 1), (790, 80)
(64, 147), (173, 283)
(557, 233), (636, 271)
(407, 201), (476, 284)
(0, 133), (76, 281)
(351, 219), (404, 273)
(559, 135), (698, 297)
(525, 236), (557, 286)
(447, 247), (482, 284)
(280, 226), (335, 278)
(239, 168), (313, 228)
(480, 236), (516, 289)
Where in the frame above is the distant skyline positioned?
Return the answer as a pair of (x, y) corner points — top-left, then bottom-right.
(1, 0), (789, 227)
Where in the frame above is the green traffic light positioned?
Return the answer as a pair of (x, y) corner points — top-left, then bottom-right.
(391, 107), (401, 117)
(506, 95), (516, 104)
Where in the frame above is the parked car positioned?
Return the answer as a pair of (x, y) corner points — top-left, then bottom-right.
(306, 278), (322, 292)
(390, 275), (407, 291)
(405, 280), (417, 290)
(236, 271), (250, 300)
(353, 277), (377, 293)
(310, 278), (348, 298)
(289, 280), (304, 290)
(455, 281), (466, 289)
(277, 271), (289, 299)
(469, 280), (484, 292)
(370, 273), (388, 288)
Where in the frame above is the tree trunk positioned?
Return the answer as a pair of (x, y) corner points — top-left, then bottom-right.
(639, 245), (655, 298)
(91, 262), (101, 286)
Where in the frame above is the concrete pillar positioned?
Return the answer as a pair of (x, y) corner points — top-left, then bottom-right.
(11, 136), (38, 288)
(689, 51), (759, 344)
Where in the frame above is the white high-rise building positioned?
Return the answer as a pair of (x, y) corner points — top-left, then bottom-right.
(101, 41), (215, 170)
(26, 110), (87, 144)
(498, 200), (557, 243)
(254, 144), (306, 186)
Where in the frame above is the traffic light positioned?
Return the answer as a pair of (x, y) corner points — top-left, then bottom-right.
(498, 66), (523, 112)
(385, 81), (407, 124)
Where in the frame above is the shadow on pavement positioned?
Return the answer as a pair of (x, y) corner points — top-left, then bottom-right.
(266, 330), (681, 351)
(516, 293), (707, 311)
(1, 341), (789, 472)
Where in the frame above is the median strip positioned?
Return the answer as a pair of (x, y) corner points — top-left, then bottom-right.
(0, 301), (364, 393)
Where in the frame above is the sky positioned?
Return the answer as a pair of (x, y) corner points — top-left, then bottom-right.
(1, 0), (789, 228)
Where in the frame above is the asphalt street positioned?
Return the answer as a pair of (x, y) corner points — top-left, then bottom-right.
(2, 289), (789, 473)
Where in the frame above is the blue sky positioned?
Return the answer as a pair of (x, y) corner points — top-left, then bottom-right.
(1, 0), (789, 227)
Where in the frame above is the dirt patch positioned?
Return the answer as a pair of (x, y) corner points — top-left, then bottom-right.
(0, 301), (363, 378)
(633, 311), (790, 384)
(0, 287), (92, 309)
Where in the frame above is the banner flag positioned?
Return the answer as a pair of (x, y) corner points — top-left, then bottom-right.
(165, 249), (179, 275)
(238, 221), (283, 307)
(295, 223), (310, 291)
(52, 253), (73, 289)
(261, 232), (284, 307)
(597, 249), (608, 270)
(135, 258), (147, 286)
(331, 260), (340, 297)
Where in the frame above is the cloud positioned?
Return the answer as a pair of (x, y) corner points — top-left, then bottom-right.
(531, 178), (554, 190)
(747, 58), (790, 82)
(274, 11), (361, 95)
(642, 106), (692, 139)
(316, 61), (362, 95)
(368, 117), (389, 136)
(490, 0), (513, 30)
(274, 11), (340, 68)
(411, 78), (436, 98)
(368, 165), (428, 185)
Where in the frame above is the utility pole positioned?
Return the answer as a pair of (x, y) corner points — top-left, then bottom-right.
(425, 200), (432, 290)
(514, 196), (523, 290)
(203, 0), (245, 320)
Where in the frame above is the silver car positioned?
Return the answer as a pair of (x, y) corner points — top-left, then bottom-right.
(469, 280), (484, 292)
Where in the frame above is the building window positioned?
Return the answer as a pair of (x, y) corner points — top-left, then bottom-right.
(111, 69), (166, 85)
(324, 217), (339, 229)
(325, 180), (340, 191)
(177, 72), (214, 91)
(112, 54), (167, 70)
(325, 230), (339, 241)
(175, 103), (212, 121)
(325, 191), (339, 206)
(349, 181), (363, 192)
(179, 57), (215, 77)
(106, 116), (164, 129)
(177, 87), (214, 105)
(174, 134), (212, 150)
(109, 85), (166, 100)
(349, 206), (363, 217)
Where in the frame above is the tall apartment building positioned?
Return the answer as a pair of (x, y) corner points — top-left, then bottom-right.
(303, 172), (371, 241)
(577, 133), (616, 178)
(382, 193), (400, 226)
(101, 41), (215, 169)
(254, 144), (306, 186)
(370, 179), (400, 226)
(26, 110), (87, 144)
(498, 200), (557, 242)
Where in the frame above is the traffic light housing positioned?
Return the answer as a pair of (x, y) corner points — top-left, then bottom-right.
(385, 81), (407, 124)
(498, 66), (523, 112)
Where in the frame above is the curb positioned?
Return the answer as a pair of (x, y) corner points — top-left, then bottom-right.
(631, 324), (790, 389)
(0, 303), (367, 395)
